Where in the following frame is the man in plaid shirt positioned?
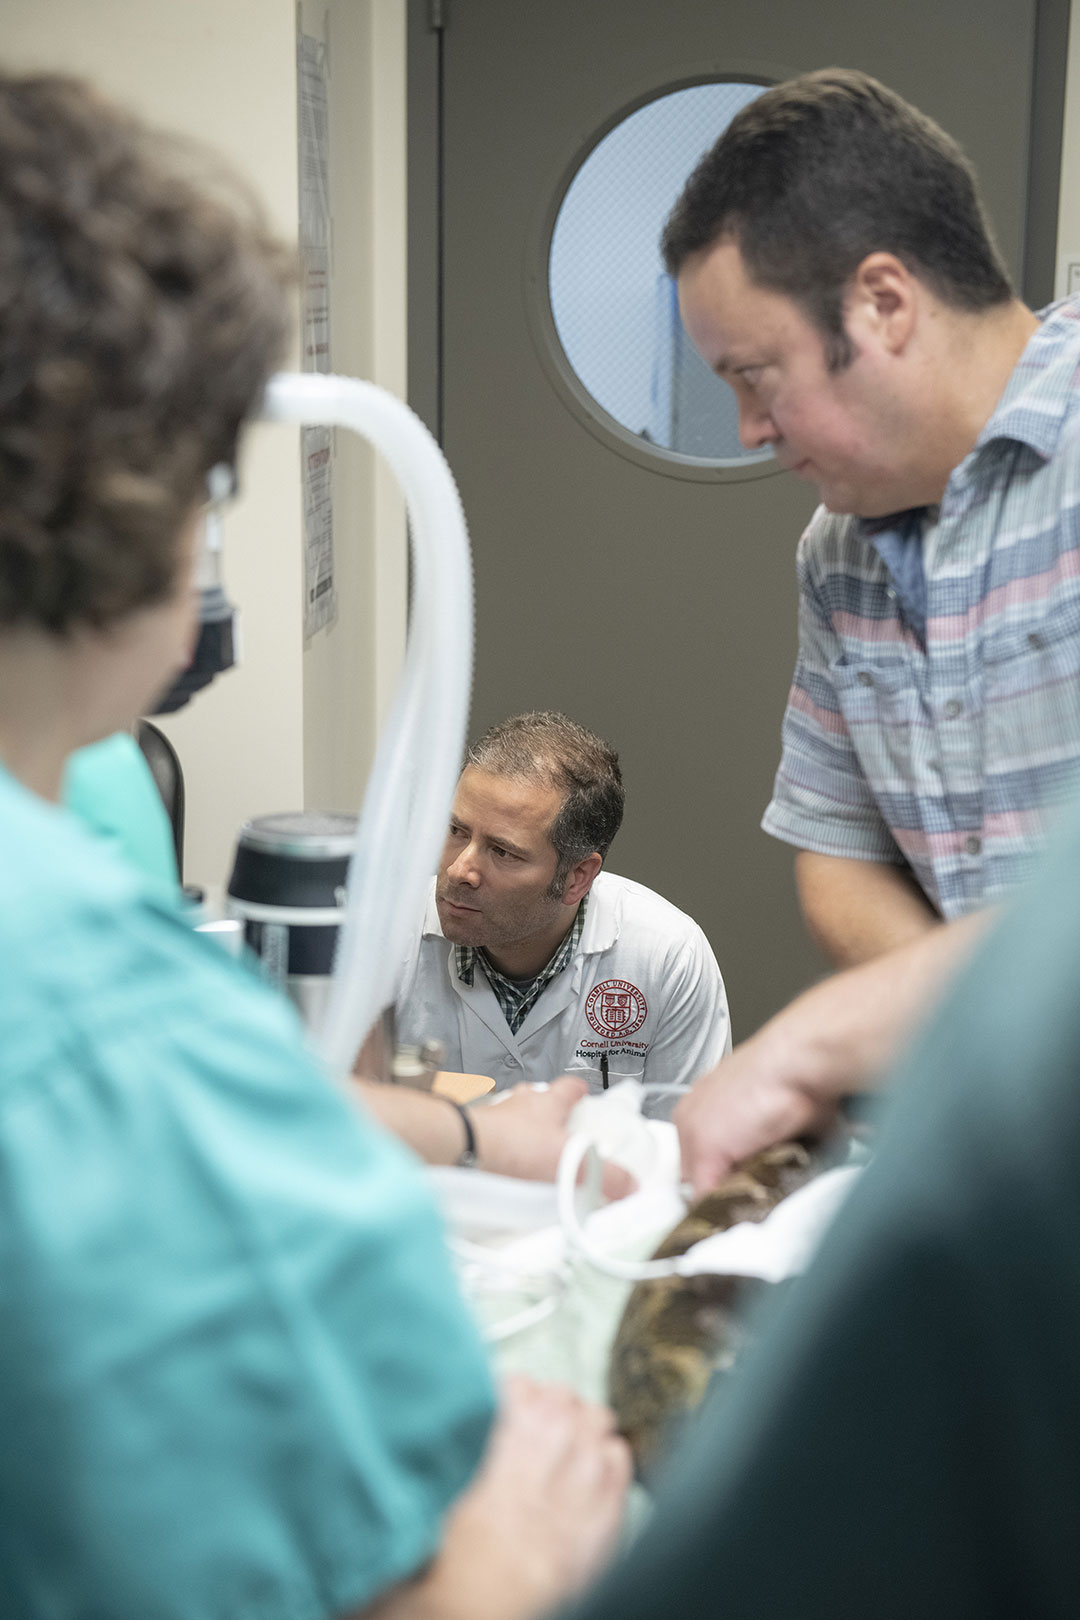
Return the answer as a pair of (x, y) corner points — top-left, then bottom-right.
(658, 69), (1080, 1188)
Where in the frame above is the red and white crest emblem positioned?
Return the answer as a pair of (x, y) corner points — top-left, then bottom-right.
(585, 978), (647, 1038)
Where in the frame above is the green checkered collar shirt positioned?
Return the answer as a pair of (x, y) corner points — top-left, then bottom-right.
(454, 897), (588, 1036)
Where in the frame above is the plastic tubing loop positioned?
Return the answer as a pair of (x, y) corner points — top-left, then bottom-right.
(555, 1133), (684, 1283)
(261, 374), (474, 1079)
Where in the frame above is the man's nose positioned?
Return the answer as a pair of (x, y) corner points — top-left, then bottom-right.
(736, 395), (777, 452)
(447, 843), (481, 886)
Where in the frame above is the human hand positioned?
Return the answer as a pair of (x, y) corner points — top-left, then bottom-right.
(674, 915), (994, 1197)
(471, 1076), (635, 1199)
(674, 1030), (835, 1198)
(406, 1374), (632, 1620)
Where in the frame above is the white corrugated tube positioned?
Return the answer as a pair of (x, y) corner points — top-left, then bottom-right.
(261, 373), (473, 1080)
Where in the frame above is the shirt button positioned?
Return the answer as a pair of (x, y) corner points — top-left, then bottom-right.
(964, 834), (982, 857)
(503, 1055), (519, 1069)
(1027, 631), (1045, 650)
(857, 671), (874, 687)
(944, 698), (964, 719)
(885, 586), (898, 601)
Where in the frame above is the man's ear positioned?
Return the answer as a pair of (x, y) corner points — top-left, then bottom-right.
(562, 851), (603, 907)
(847, 251), (918, 355)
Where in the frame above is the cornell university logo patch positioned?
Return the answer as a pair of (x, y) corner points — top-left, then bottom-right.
(585, 978), (648, 1038)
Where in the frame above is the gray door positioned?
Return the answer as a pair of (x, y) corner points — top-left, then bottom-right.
(409, 0), (1065, 1039)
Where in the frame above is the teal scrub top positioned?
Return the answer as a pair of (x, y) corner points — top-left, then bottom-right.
(63, 730), (179, 890)
(0, 764), (494, 1619)
(566, 794), (1080, 1620)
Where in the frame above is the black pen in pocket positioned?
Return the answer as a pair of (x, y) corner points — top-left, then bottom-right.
(600, 1050), (609, 1089)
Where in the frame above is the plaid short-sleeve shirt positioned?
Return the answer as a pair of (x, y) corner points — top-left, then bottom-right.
(762, 297), (1080, 919)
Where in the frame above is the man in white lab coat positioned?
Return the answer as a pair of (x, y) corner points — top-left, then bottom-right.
(394, 712), (731, 1117)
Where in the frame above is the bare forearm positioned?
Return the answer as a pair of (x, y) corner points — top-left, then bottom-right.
(795, 850), (941, 968)
(356, 1080), (469, 1166)
(356, 1079), (548, 1175)
(675, 908), (992, 1193)
(766, 906), (990, 1095)
(355, 1077), (633, 1196)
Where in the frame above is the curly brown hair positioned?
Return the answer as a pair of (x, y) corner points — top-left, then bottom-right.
(0, 74), (292, 632)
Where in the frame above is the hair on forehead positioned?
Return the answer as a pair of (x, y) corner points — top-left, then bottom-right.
(466, 711), (625, 882)
(661, 67), (1013, 372)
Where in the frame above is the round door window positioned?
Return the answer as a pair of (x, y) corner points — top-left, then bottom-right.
(548, 81), (769, 467)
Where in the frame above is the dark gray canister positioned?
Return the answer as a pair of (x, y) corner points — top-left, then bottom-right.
(226, 810), (356, 1029)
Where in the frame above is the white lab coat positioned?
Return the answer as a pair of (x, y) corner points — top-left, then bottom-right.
(395, 872), (731, 1115)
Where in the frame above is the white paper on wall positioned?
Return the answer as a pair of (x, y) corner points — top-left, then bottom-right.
(302, 425), (336, 636)
(298, 28), (336, 638)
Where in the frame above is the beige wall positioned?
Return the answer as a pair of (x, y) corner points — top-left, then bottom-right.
(2, 0), (407, 892)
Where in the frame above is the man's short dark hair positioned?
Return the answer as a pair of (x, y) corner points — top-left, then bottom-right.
(0, 74), (291, 632)
(662, 68), (1014, 370)
(466, 712), (624, 893)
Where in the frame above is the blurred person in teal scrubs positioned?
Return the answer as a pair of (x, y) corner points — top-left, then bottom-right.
(64, 729), (179, 889)
(0, 73), (626, 1620)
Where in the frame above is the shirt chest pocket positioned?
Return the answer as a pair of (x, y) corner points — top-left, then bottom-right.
(563, 1053), (646, 1096)
(828, 656), (925, 784)
(983, 598), (1080, 775)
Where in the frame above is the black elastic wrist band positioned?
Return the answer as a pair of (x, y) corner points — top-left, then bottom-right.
(444, 1098), (479, 1169)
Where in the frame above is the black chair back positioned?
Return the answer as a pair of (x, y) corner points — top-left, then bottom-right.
(135, 720), (185, 883)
